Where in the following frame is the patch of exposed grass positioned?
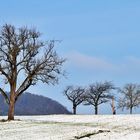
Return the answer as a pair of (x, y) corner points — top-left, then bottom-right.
(0, 119), (7, 122)
(74, 130), (110, 139)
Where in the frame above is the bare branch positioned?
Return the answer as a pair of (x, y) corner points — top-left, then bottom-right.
(0, 88), (10, 104)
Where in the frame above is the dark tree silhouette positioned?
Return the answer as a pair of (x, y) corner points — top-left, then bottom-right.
(84, 81), (114, 115)
(0, 24), (65, 120)
(118, 83), (140, 114)
(64, 86), (85, 114)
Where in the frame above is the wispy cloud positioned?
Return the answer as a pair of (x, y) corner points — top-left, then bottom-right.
(66, 51), (140, 75)
(66, 51), (116, 71)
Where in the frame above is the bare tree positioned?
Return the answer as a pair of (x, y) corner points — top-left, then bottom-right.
(118, 83), (140, 114)
(0, 24), (65, 120)
(84, 81), (114, 115)
(63, 86), (85, 114)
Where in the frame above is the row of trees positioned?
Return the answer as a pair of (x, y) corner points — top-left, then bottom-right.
(0, 23), (139, 120)
(63, 82), (140, 115)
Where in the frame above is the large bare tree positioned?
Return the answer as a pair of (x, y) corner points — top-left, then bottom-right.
(63, 86), (85, 114)
(118, 83), (140, 114)
(84, 81), (114, 115)
(0, 24), (65, 120)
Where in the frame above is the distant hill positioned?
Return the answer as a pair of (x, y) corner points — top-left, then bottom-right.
(0, 92), (71, 115)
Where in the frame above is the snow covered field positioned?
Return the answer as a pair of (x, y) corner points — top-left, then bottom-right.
(0, 115), (140, 140)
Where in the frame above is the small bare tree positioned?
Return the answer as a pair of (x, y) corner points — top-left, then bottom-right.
(0, 24), (65, 120)
(118, 83), (140, 114)
(84, 81), (114, 115)
(63, 86), (85, 114)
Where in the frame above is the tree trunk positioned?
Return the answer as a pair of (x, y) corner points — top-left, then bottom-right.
(73, 105), (76, 115)
(95, 105), (98, 115)
(8, 89), (15, 120)
(111, 97), (116, 115)
(130, 107), (132, 114)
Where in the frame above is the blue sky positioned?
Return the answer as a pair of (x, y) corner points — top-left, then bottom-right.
(0, 0), (140, 114)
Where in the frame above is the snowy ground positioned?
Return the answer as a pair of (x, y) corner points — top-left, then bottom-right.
(0, 115), (139, 140)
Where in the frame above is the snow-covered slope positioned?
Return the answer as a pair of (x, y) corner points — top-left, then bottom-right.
(0, 115), (139, 140)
